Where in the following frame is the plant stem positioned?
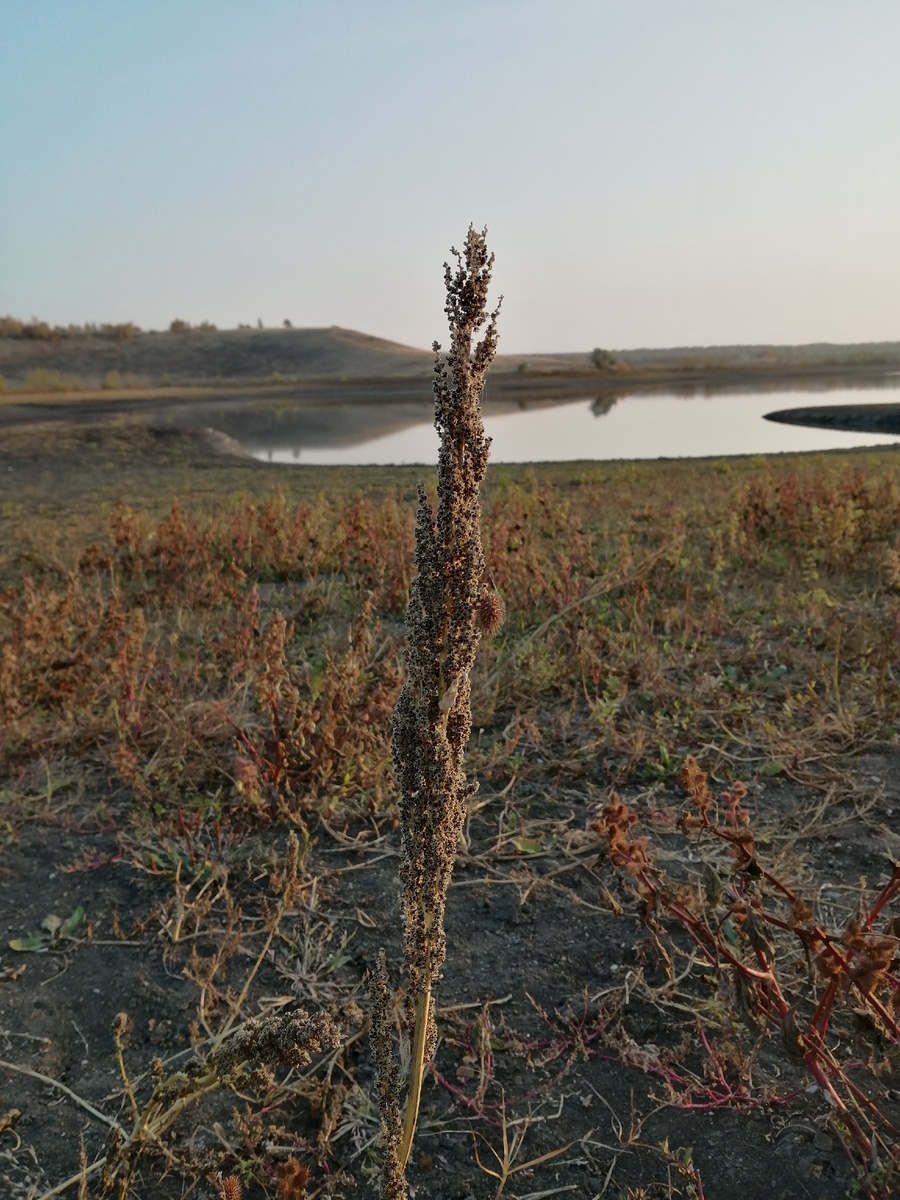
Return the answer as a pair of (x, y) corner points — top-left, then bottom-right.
(0, 1059), (122, 1133)
(35, 1157), (107, 1200)
(398, 983), (432, 1169)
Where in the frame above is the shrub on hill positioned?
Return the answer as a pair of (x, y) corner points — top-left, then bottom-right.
(591, 347), (619, 370)
(100, 321), (138, 341)
(23, 368), (83, 392)
(0, 317), (53, 340)
(169, 318), (217, 334)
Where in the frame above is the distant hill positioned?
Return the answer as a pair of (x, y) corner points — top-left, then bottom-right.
(2, 320), (900, 392)
(499, 341), (900, 374)
(0, 325), (435, 388)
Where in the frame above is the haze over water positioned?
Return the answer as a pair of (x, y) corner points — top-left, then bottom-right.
(246, 385), (900, 466)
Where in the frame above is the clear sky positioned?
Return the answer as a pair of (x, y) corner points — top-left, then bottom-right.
(2, 2), (899, 353)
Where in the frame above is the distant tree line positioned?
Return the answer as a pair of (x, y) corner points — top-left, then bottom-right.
(0, 316), (140, 341)
(0, 316), (221, 340)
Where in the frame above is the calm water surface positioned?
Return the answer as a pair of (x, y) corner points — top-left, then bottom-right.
(238, 384), (900, 465)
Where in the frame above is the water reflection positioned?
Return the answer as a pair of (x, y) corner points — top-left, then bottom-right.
(591, 394), (619, 418)
(228, 384), (900, 465)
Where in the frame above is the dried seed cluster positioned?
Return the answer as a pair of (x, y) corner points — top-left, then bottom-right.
(212, 1175), (243, 1200)
(375, 226), (500, 1198)
(370, 949), (407, 1198)
(476, 582), (506, 638)
(208, 1009), (341, 1081)
(392, 225), (500, 1019)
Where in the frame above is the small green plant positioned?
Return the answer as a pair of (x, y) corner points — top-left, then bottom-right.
(103, 369), (123, 390)
(8, 906), (85, 952)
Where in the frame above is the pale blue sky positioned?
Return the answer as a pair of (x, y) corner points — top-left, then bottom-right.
(2, 2), (899, 353)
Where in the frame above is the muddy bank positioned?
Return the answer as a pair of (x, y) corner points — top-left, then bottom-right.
(767, 400), (900, 435)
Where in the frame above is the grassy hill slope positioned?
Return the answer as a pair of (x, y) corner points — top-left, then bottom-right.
(3, 321), (900, 393)
(0, 325), (434, 388)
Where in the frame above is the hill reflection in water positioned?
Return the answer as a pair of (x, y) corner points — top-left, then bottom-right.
(226, 384), (900, 465)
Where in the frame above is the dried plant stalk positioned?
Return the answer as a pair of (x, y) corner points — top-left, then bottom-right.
(381, 226), (500, 1181)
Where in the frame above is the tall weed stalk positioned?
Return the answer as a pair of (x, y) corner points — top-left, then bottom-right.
(372, 227), (502, 1198)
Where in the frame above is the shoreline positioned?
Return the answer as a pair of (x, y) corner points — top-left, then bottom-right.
(765, 400), (900, 435)
(2, 360), (900, 431)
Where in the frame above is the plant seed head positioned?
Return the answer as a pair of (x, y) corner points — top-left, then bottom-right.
(213, 1175), (242, 1200)
(475, 586), (505, 637)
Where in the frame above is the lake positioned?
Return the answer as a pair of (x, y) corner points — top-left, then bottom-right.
(179, 382), (900, 465)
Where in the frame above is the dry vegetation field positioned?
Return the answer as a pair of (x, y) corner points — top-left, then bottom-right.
(1, 420), (899, 1199)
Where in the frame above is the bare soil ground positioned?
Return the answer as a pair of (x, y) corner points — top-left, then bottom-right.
(1, 419), (899, 1200)
(5, 767), (893, 1200)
